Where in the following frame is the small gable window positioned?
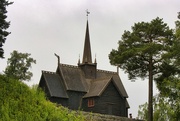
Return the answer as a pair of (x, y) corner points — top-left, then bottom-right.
(88, 98), (94, 107)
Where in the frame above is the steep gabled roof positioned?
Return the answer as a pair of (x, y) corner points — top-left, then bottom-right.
(56, 64), (128, 98)
(58, 64), (89, 92)
(83, 74), (128, 98)
(42, 64), (128, 99)
(42, 71), (68, 98)
(83, 76), (112, 98)
(126, 100), (130, 108)
(96, 69), (128, 98)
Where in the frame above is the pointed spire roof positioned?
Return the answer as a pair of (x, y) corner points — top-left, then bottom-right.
(82, 20), (92, 63)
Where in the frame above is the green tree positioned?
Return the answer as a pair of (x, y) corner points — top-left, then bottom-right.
(0, 0), (13, 58)
(171, 17), (180, 66)
(154, 13), (180, 120)
(109, 17), (173, 121)
(138, 94), (178, 121)
(4, 50), (36, 81)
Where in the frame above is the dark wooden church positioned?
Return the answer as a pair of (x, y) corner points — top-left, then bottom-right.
(39, 19), (129, 117)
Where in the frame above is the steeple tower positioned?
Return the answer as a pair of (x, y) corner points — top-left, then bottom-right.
(78, 10), (97, 79)
(82, 20), (92, 63)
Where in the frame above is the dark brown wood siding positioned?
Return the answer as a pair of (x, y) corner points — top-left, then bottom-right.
(39, 76), (51, 97)
(82, 81), (127, 117)
(67, 91), (85, 110)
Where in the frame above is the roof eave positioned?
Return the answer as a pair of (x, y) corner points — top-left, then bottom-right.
(42, 71), (53, 97)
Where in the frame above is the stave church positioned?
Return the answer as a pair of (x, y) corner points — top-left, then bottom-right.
(39, 15), (129, 117)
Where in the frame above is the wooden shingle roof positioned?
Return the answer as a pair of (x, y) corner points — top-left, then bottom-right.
(42, 71), (68, 98)
(41, 64), (128, 99)
(58, 64), (89, 92)
(83, 76), (112, 98)
(57, 64), (128, 97)
(96, 70), (128, 98)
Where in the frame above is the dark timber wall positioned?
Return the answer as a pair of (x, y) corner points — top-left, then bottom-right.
(39, 76), (51, 97)
(49, 97), (68, 107)
(82, 81), (127, 117)
(67, 91), (85, 110)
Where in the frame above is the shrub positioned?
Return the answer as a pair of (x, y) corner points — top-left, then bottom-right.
(0, 74), (85, 121)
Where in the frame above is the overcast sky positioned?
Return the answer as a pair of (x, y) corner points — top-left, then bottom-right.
(0, 0), (179, 118)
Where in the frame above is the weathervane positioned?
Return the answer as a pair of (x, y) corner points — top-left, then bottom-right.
(86, 9), (90, 18)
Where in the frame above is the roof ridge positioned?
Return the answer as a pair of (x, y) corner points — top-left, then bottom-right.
(42, 70), (56, 74)
(94, 76), (112, 81)
(60, 63), (78, 68)
(97, 69), (117, 74)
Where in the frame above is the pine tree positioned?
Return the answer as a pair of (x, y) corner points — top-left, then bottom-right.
(0, 0), (13, 58)
(109, 17), (173, 121)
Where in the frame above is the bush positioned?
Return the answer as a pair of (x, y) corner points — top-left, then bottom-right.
(0, 74), (85, 121)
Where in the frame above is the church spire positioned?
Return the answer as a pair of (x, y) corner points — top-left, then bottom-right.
(79, 11), (97, 79)
(82, 14), (92, 63)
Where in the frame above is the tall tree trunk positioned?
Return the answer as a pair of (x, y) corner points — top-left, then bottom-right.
(148, 57), (153, 121)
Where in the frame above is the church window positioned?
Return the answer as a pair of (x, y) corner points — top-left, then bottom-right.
(88, 98), (94, 107)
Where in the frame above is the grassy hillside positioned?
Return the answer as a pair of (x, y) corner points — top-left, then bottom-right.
(0, 74), (85, 121)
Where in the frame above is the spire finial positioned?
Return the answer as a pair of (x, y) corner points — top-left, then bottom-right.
(86, 9), (90, 19)
(78, 54), (80, 65)
(94, 53), (97, 64)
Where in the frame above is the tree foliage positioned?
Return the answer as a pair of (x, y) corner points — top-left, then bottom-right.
(4, 50), (36, 81)
(109, 17), (174, 121)
(109, 17), (173, 80)
(153, 13), (180, 121)
(138, 94), (180, 121)
(137, 13), (180, 121)
(0, 74), (85, 121)
(0, 0), (13, 58)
